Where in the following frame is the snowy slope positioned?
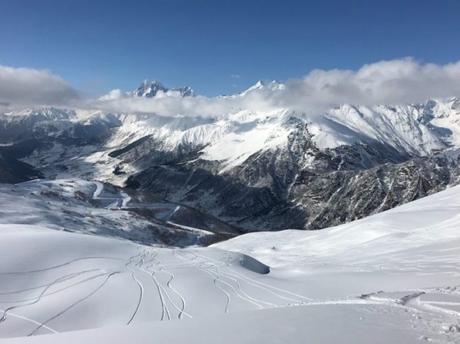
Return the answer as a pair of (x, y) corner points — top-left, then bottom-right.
(0, 225), (309, 337)
(215, 184), (460, 269)
(1, 304), (450, 344)
(0, 185), (459, 342)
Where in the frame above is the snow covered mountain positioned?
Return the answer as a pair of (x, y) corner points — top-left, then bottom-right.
(239, 79), (286, 95)
(99, 80), (195, 100)
(132, 80), (194, 98)
(1, 83), (460, 231)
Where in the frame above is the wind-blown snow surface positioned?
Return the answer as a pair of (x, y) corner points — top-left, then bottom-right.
(0, 186), (459, 342)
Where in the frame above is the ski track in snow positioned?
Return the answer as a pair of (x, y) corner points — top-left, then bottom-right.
(174, 250), (308, 312)
(126, 272), (144, 325)
(139, 250), (192, 321)
(162, 268), (190, 319)
(0, 269), (102, 300)
(150, 251), (192, 319)
(133, 251), (172, 321)
(0, 252), (145, 336)
(0, 239), (459, 339)
(0, 257), (123, 276)
(0, 310), (58, 335)
(174, 250), (232, 314)
(361, 289), (460, 318)
(28, 271), (121, 336)
(190, 251), (312, 304)
(0, 270), (109, 323)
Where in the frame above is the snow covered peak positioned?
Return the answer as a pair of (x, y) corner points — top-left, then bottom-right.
(175, 85), (195, 97)
(132, 80), (194, 98)
(245, 80), (265, 92)
(241, 80), (286, 95)
(2, 107), (76, 120)
(316, 103), (448, 154)
(421, 97), (460, 146)
(98, 80), (195, 101)
(133, 80), (167, 97)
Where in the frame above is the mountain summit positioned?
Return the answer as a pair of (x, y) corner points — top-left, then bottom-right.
(132, 80), (194, 98)
(241, 80), (286, 95)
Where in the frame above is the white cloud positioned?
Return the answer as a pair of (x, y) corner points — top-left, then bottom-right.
(286, 58), (460, 110)
(0, 65), (78, 107)
(98, 89), (123, 101)
(95, 58), (460, 117)
(3, 58), (460, 116)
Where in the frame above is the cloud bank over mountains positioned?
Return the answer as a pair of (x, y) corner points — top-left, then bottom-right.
(0, 65), (79, 107)
(2, 58), (460, 117)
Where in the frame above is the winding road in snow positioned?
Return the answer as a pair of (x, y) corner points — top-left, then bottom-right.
(92, 181), (131, 209)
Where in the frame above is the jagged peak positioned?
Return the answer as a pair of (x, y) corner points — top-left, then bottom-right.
(132, 80), (194, 98)
(241, 80), (286, 96)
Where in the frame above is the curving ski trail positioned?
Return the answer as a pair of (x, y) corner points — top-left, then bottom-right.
(126, 272), (144, 325)
(193, 251), (312, 303)
(152, 254), (192, 319)
(28, 271), (121, 336)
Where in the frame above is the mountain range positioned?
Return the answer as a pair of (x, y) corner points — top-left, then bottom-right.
(1, 81), (459, 232)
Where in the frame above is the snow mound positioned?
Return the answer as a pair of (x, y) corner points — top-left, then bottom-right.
(237, 254), (270, 274)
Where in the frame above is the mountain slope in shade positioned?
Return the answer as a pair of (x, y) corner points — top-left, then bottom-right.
(0, 153), (42, 183)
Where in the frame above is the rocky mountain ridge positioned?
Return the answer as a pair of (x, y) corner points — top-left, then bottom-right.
(1, 85), (459, 231)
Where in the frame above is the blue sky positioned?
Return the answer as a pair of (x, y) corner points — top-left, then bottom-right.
(1, 0), (459, 96)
